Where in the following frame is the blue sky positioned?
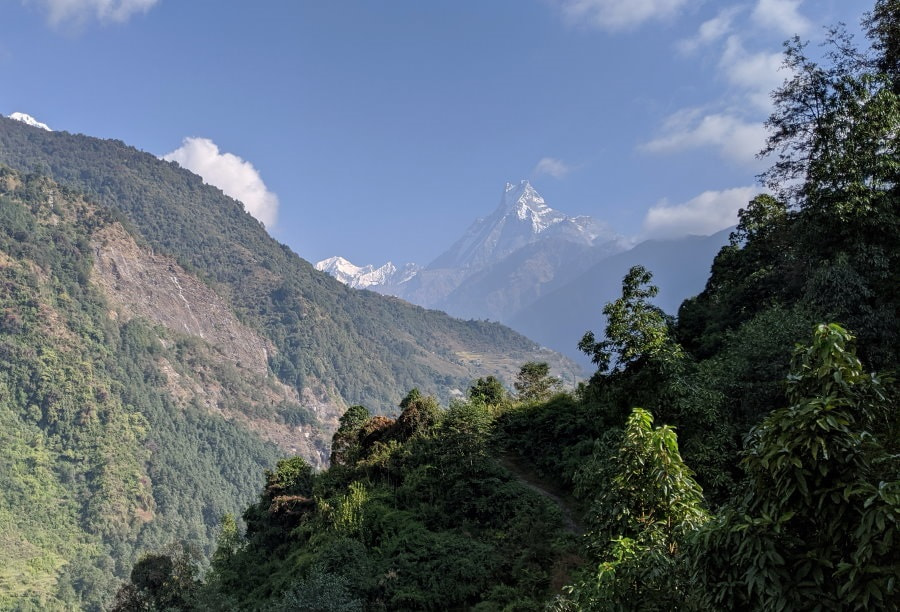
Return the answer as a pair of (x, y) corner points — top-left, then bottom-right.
(1, 0), (869, 267)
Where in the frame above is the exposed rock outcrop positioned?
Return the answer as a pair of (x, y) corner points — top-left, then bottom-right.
(92, 223), (271, 376)
(90, 222), (343, 466)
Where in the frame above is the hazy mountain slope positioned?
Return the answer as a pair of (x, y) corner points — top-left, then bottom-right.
(0, 116), (573, 411)
(433, 236), (619, 322)
(511, 230), (732, 366)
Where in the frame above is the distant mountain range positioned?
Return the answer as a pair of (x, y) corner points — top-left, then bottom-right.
(315, 256), (421, 290)
(317, 181), (730, 365)
(316, 180), (623, 299)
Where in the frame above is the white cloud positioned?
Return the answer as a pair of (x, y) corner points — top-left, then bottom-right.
(720, 35), (786, 109)
(751, 0), (810, 36)
(640, 108), (767, 164)
(163, 137), (279, 229)
(677, 6), (741, 55)
(533, 157), (572, 179)
(645, 14), (792, 163)
(28, 0), (159, 26)
(548, 0), (692, 31)
(642, 186), (761, 238)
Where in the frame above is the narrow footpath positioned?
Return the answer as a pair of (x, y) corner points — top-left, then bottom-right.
(498, 454), (584, 536)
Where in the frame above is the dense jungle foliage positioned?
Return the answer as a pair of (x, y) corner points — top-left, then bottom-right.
(112, 4), (899, 610)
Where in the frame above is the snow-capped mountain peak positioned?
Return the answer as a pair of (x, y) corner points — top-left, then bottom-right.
(8, 112), (52, 131)
(428, 180), (619, 271)
(315, 256), (420, 290)
(500, 180), (565, 234)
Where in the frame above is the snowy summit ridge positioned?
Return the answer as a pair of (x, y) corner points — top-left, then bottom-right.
(315, 256), (419, 290)
(500, 180), (566, 234)
(8, 112), (52, 131)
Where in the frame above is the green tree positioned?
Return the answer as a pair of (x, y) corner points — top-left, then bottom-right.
(759, 21), (900, 366)
(272, 565), (363, 612)
(468, 375), (506, 406)
(111, 547), (201, 611)
(864, 0), (900, 91)
(396, 389), (441, 439)
(513, 361), (562, 402)
(564, 408), (708, 610)
(692, 324), (899, 610)
(730, 193), (790, 246)
(438, 401), (494, 472)
(579, 266), (680, 372)
(244, 456), (316, 538)
(266, 456), (314, 498)
(209, 513), (241, 570)
(330, 405), (371, 466)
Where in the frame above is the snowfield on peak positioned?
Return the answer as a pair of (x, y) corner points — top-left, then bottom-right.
(8, 112), (52, 131)
(502, 180), (566, 234)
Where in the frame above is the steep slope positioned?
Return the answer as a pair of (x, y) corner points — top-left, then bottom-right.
(0, 116), (574, 412)
(511, 230), (732, 366)
(89, 221), (333, 456)
(0, 169), (290, 609)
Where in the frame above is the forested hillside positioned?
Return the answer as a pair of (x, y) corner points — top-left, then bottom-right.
(0, 157), (570, 608)
(0, 117), (573, 414)
(0, 169), (285, 609)
(112, 4), (898, 610)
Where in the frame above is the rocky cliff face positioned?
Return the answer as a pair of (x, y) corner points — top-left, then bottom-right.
(92, 223), (271, 376)
(90, 222), (341, 465)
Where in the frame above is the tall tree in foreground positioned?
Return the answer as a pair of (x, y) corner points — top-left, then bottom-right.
(864, 0), (900, 91)
(761, 17), (900, 368)
(558, 408), (708, 611)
